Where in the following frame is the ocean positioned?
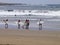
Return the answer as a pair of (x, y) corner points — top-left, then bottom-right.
(0, 5), (60, 30)
(0, 5), (60, 10)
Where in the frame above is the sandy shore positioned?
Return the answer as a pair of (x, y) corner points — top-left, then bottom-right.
(0, 29), (60, 45)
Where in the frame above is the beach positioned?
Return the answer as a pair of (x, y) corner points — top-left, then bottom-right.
(0, 29), (60, 45)
(0, 2), (60, 45)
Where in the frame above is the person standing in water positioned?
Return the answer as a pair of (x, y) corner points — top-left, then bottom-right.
(25, 19), (29, 29)
(18, 20), (20, 29)
(39, 19), (42, 30)
(3, 19), (8, 29)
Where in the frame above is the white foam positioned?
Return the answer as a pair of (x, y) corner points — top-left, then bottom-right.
(0, 10), (60, 16)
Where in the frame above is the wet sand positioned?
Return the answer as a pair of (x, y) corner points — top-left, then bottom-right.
(0, 29), (60, 45)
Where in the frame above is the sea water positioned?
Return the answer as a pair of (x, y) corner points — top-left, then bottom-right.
(0, 5), (60, 30)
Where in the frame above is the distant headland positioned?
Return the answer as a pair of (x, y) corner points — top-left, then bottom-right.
(0, 2), (27, 5)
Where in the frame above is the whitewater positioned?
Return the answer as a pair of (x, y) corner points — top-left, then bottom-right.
(0, 10), (60, 16)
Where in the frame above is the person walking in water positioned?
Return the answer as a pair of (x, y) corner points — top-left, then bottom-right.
(39, 19), (42, 30)
(25, 19), (29, 29)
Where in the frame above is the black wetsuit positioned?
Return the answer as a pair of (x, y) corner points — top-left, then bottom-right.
(39, 23), (42, 30)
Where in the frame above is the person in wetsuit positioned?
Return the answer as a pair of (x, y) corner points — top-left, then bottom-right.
(39, 19), (42, 30)
(25, 19), (29, 29)
(18, 20), (20, 29)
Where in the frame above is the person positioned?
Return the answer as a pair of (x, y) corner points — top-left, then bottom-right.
(25, 19), (29, 29)
(18, 20), (20, 29)
(39, 19), (42, 30)
(4, 19), (8, 29)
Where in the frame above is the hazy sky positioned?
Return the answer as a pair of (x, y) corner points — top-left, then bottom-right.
(0, 0), (60, 5)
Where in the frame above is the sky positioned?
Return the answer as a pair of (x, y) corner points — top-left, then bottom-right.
(0, 0), (60, 5)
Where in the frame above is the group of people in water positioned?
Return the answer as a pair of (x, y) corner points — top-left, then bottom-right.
(18, 19), (30, 29)
(3, 19), (42, 30)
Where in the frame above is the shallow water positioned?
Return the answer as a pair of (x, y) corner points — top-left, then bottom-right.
(0, 19), (60, 31)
